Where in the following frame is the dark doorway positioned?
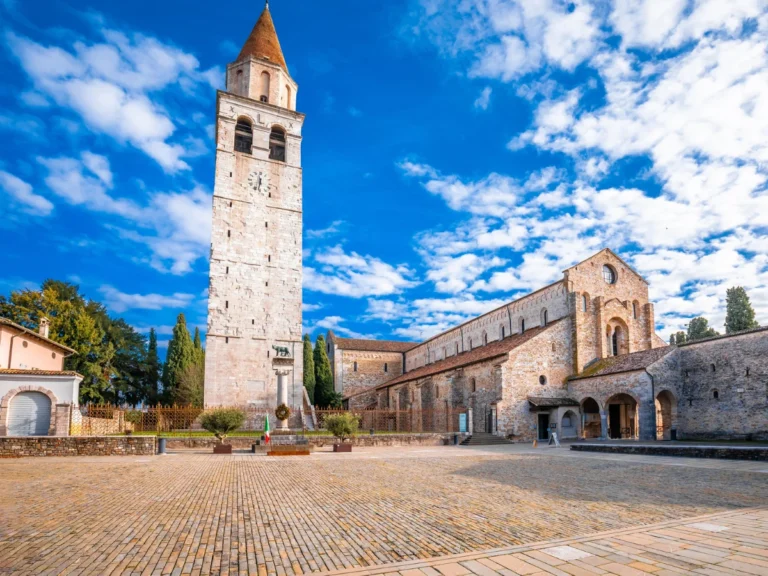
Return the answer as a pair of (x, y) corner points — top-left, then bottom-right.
(609, 404), (621, 438)
(538, 413), (550, 440)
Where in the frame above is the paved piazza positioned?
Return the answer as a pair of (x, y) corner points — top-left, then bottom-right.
(0, 446), (767, 576)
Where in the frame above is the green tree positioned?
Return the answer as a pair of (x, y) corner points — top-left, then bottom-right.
(670, 331), (687, 346)
(686, 317), (719, 342)
(725, 287), (759, 334)
(0, 280), (151, 404)
(302, 334), (316, 403)
(145, 329), (161, 404)
(175, 359), (205, 407)
(313, 335), (334, 407)
(193, 326), (205, 363)
(162, 313), (196, 403)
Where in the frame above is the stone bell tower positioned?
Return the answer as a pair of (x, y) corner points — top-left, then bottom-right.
(205, 1), (304, 411)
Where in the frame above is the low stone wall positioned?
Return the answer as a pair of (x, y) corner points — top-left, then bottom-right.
(165, 433), (454, 450)
(571, 443), (768, 461)
(0, 436), (156, 457)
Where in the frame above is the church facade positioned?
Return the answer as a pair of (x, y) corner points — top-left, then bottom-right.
(339, 250), (768, 442)
(205, 4), (304, 410)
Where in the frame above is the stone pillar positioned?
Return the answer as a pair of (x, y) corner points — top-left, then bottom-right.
(639, 401), (655, 441)
(55, 404), (72, 436)
(275, 369), (290, 430)
(412, 385), (422, 432)
(467, 408), (473, 435)
(600, 408), (608, 439)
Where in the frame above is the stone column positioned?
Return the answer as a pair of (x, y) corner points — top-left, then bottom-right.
(600, 408), (608, 439)
(467, 408), (473, 435)
(639, 401), (655, 441)
(275, 369), (290, 430)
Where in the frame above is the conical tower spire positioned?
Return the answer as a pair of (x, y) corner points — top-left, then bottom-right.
(237, 2), (288, 72)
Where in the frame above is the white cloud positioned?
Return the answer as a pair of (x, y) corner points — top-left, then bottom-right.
(474, 86), (492, 110)
(311, 316), (375, 339)
(303, 303), (323, 312)
(0, 170), (53, 215)
(305, 245), (418, 298)
(99, 285), (195, 313)
(425, 253), (507, 293)
(306, 220), (346, 239)
(6, 27), (218, 173)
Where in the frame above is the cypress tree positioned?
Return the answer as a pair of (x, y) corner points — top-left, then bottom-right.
(162, 313), (195, 403)
(193, 326), (205, 364)
(146, 328), (161, 404)
(313, 335), (334, 407)
(725, 287), (759, 334)
(303, 334), (316, 404)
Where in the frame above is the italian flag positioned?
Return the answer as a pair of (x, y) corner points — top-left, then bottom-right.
(264, 414), (271, 444)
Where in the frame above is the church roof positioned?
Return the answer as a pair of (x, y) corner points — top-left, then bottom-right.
(237, 3), (288, 72)
(333, 337), (416, 353)
(568, 346), (673, 381)
(344, 319), (565, 399)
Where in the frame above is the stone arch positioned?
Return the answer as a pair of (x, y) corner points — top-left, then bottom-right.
(560, 409), (579, 439)
(260, 70), (270, 101)
(0, 385), (59, 436)
(632, 300), (640, 320)
(234, 116), (253, 153)
(606, 317), (630, 356)
(580, 396), (601, 439)
(655, 389), (678, 440)
(582, 292), (590, 313)
(605, 392), (639, 439)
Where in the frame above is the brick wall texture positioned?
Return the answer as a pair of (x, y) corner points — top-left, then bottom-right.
(0, 436), (156, 457)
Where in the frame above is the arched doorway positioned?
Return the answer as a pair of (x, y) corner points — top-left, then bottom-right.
(581, 397), (601, 438)
(8, 391), (52, 436)
(605, 318), (629, 356)
(561, 410), (578, 439)
(655, 390), (677, 440)
(605, 393), (638, 439)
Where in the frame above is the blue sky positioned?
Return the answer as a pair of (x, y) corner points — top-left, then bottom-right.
(2, 0), (767, 353)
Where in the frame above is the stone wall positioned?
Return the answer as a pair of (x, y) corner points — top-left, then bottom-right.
(334, 349), (403, 401)
(165, 433), (453, 450)
(674, 330), (768, 440)
(0, 436), (156, 457)
(404, 282), (569, 372)
(497, 318), (574, 441)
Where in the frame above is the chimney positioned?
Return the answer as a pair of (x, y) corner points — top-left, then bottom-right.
(39, 317), (50, 339)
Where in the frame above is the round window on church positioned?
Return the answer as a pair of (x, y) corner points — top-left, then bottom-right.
(603, 265), (617, 284)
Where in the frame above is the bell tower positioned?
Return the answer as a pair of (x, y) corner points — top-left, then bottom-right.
(205, 1), (304, 410)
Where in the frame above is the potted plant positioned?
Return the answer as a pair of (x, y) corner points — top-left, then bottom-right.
(325, 413), (358, 452)
(200, 408), (245, 454)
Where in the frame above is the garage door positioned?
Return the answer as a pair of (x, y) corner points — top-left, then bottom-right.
(8, 391), (51, 436)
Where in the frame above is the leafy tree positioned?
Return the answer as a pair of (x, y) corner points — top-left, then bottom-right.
(313, 335), (334, 407)
(725, 287), (759, 334)
(145, 329), (161, 404)
(302, 334), (316, 403)
(175, 360), (205, 407)
(686, 317), (719, 342)
(324, 413), (358, 442)
(672, 331), (687, 346)
(200, 408), (245, 443)
(0, 280), (152, 404)
(162, 314), (196, 403)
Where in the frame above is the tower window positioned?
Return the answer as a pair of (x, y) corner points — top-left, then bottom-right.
(226, 266), (229, 274)
(612, 328), (620, 356)
(225, 301), (229, 309)
(539, 375), (547, 385)
(713, 389), (719, 399)
(269, 126), (286, 162)
(711, 363), (716, 372)
(227, 230), (231, 238)
(285, 84), (292, 109)
(234, 117), (253, 153)
(265, 221), (268, 228)
(354, 362), (358, 372)
(582, 294), (588, 312)
(260, 71), (270, 102)
(384, 363), (388, 373)
(633, 302), (638, 319)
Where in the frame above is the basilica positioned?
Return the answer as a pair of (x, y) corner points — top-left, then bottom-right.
(205, 4), (767, 442)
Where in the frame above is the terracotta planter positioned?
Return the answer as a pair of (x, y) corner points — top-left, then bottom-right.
(213, 443), (232, 454)
(333, 443), (352, 453)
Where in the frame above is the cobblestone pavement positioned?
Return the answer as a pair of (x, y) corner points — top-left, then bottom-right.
(310, 507), (768, 576)
(0, 447), (767, 575)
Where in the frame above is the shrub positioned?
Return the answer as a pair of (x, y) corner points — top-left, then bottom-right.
(324, 413), (358, 443)
(199, 408), (245, 443)
(124, 410), (143, 425)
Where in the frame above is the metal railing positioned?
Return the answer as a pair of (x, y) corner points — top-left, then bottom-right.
(314, 408), (465, 434)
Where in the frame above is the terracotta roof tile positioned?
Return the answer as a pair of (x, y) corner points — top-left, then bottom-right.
(0, 317), (76, 354)
(345, 319), (564, 399)
(237, 5), (288, 72)
(334, 337), (416, 353)
(569, 346), (673, 381)
(0, 368), (83, 378)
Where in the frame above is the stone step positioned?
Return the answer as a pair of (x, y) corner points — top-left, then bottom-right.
(460, 433), (513, 446)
